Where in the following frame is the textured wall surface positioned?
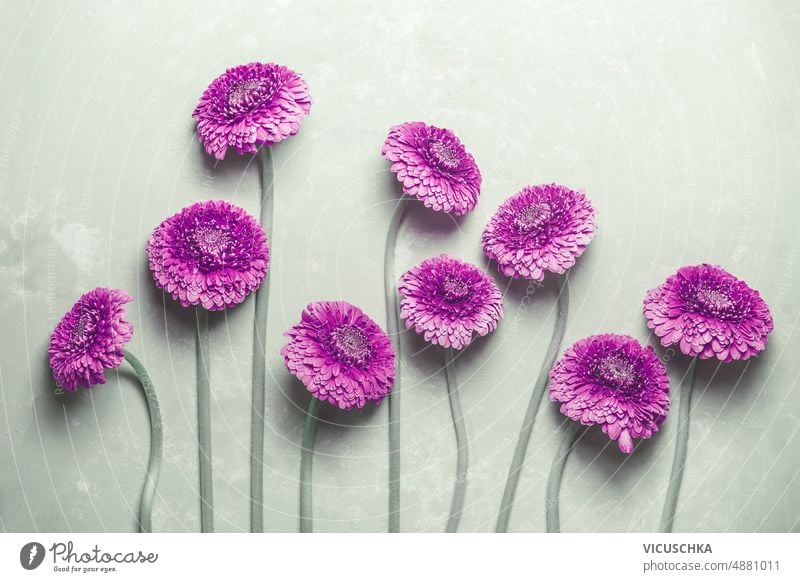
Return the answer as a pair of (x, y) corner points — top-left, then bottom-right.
(1, 0), (799, 533)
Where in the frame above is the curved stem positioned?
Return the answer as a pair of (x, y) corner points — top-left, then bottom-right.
(545, 423), (585, 533)
(384, 195), (409, 533)
(250, 146), (274, 532)
(195, 307), (214, 533)
(299, 397), (321, 533)
(660, 357), (698, 532)
(122, 349), (162, 534)
(444, 347), (468, 533)
(496, 273), (570, 532)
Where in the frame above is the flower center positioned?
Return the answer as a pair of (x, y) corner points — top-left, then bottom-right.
(442, 276), (470, 302)
(430, 139), (460, 170)
(514, 203), (552, 232)
(228, 78), (264, 106)
(596, 354), (638, 394)
(223, 74), (281, 118)
(695, 286), (734, 314)
(191, 226), (232, 270)
(329, 324), (372, 367)
(70, 311), (91, 346)
(193, 226), (230, 255)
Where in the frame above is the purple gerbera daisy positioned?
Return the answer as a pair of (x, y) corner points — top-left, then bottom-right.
(381, 121), (482, 215)
(643, 264), (774, 362)
(282, 301), (396, 410)
(193, 62), (311, 160)
(398, 254), (504, 350)
(549, 334), (670, 454)
(482, 183), (596, 281)
(147, 199), (269, 311)
(48, 287), (134, 391)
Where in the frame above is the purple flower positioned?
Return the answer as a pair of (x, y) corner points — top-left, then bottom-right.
(147, 199), (269, 311)
(398, 254), (504, 350)
(549, 334), (670, 454)
(48, 288), (134, 391)
(643, 264), (774, 362)
(193, 62), (311, 160)
(381, 121), (481, 215)
(281, 301), (395, 410)
(482, 183), (596, 281)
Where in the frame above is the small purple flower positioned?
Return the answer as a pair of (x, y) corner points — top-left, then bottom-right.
(48, 288), (134, 391)
(643, 264), (774, 362)
(398, 254), (504, 350)
(281, 301), (395, 410)
(549, 334), (670, 454)
(482, 183), (596, 281)
(381, 121), (482, 215)
(147, 199), (269, 311)
(193, 62), (312, 160)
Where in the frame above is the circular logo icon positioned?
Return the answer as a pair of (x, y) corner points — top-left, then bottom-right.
(19, 542), (45, 570)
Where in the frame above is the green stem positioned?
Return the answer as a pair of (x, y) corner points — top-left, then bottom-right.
(496, 273), (570, 532)
(444, 347), (468, 533)
(122, 349), (162, 534)
(250, 146), (274, 532)
(195, 307), (214, 533)
(299, 397), (321, 533)
(545, 423), (585, 533)
(660, 358), (698, 532)
(384, 195), (409, 533)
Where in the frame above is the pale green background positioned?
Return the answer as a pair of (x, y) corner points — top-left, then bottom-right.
(1, 0), (799, 533)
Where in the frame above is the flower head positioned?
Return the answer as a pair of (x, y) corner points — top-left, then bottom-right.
(381, 121), (481, 215)
(482, 183), (596, 281)
(48, 288), (134, 391)
(193, 62), (311, 160)
(398, 254), (503, 350)
(147, 199), (269, 311)
(549, 334), (670, 454)
(281, 301), (395, 410)
(643, 264), (774, 362)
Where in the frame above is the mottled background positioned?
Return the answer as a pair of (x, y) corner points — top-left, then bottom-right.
(1, 0), (799, 533)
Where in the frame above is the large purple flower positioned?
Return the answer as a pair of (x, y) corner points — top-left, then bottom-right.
(281, 301), (395, 410)
(643, 264), (774, 362)
(147, 199), (269, 311)
(193, 62), (311, 160)
(381, 121), (482, 215)
(482, 183), (596, 281)
(48, 288), (134, 391)
(549, 334), (670, 454)
(398, 254), (503, 350)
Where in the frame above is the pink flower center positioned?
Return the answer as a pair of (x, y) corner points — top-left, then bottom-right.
(695, 286), (734, 315)
(228, 79), (272, 105)
(225, 74), (279, 117)
(228, 79), (262, 104)
(70, 310), (93, 347)
(596, 354), (638, 394)
(191, 226), (231, 270)
(514, 203), (552, 232)
(441, 276), (470, 302)
(429, 139), (460, 171)
(329, 324), (372, 367)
